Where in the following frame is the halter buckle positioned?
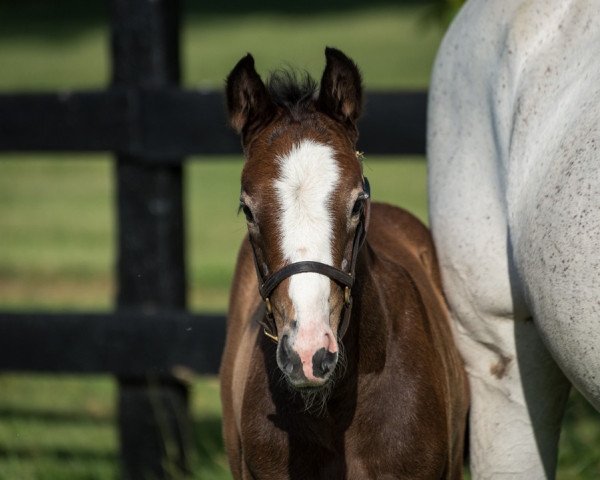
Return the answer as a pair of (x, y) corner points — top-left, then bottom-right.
(344, 285), (351, 305)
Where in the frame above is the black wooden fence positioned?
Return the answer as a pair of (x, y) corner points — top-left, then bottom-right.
(0, 0), (427, 478)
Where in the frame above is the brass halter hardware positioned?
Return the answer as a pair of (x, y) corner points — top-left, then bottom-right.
(262, 298), (279, 342)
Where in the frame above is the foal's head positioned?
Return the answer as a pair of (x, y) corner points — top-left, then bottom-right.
(227, 48), (367, 390)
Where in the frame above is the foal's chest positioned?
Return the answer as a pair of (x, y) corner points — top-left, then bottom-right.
(240, 411), (348, 479)
(239, 392), (428, 480)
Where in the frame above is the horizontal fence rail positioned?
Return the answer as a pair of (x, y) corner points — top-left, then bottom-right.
(0, 311), (224, 375)
(0, 89), (427, 158)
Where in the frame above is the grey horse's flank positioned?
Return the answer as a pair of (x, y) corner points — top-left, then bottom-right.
(428, 0), (600, 478)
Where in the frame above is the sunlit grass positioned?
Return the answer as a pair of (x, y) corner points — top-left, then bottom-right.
(0, 28), (110, 92)
(0, 6), (443, 91)
(183, 6), (443, 90)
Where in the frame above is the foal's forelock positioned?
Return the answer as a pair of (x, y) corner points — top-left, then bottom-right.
(274, 139), (340, 326)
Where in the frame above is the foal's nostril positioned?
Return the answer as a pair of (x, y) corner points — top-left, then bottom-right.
(277, 334), (290, 363)
(281, 335), (291, 355)
(312, 348), (337, 378)
(277, 335), (296, 375)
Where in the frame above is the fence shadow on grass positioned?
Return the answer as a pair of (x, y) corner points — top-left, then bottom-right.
(0, 406), (228, 476)
(0, 407), (113, 426)
(0, 446), (117, 463)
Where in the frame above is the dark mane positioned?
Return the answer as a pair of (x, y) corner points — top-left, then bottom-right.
(266, 69), (318, 115)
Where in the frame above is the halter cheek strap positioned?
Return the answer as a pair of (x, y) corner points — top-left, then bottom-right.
(249, 176), (370, 344)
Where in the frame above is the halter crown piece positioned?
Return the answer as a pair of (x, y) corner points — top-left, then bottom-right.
(248, 151), (371, 344)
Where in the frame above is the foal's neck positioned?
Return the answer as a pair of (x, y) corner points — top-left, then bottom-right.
(341, 244), (388, 377)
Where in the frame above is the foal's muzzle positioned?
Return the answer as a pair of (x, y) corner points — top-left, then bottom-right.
(277, 332), (339, 388)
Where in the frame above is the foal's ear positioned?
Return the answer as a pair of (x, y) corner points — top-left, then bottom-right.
(318, 47), (363, 131)
(226, 54), (273, 137)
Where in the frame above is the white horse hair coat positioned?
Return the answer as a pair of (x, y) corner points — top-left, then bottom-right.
(428, 0), (599, 477)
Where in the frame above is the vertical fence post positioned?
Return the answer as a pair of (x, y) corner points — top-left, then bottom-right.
(108, 0), (191, 478)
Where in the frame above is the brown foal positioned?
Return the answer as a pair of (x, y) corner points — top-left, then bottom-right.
(220, 47), (468, 479)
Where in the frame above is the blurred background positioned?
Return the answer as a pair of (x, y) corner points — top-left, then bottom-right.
(0, 0), (597, 478)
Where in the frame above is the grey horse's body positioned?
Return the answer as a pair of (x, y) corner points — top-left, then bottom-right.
(428, 0), (600, 477)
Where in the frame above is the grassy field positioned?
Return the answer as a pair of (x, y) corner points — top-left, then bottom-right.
(0, 2), (598, 478)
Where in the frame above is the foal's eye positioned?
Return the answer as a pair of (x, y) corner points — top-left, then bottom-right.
(240, 203), (255, 223)
(351, 198), (364, 217)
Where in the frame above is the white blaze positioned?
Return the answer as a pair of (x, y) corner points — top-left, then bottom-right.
(275, 139), (339, 328)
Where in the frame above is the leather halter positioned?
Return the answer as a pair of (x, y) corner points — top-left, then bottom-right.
(249, 174), (371, 344)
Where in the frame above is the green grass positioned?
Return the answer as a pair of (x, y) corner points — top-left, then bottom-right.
(0, 374), (228, 480)
(183, 7), (443, 90)
(0, 2), (598, 479)
(0, 5), (444, 91)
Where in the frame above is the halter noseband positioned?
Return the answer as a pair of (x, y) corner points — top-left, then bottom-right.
(249, 175), (371, 344)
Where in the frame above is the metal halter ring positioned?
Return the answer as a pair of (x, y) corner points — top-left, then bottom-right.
(344, 285), (351, 305)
